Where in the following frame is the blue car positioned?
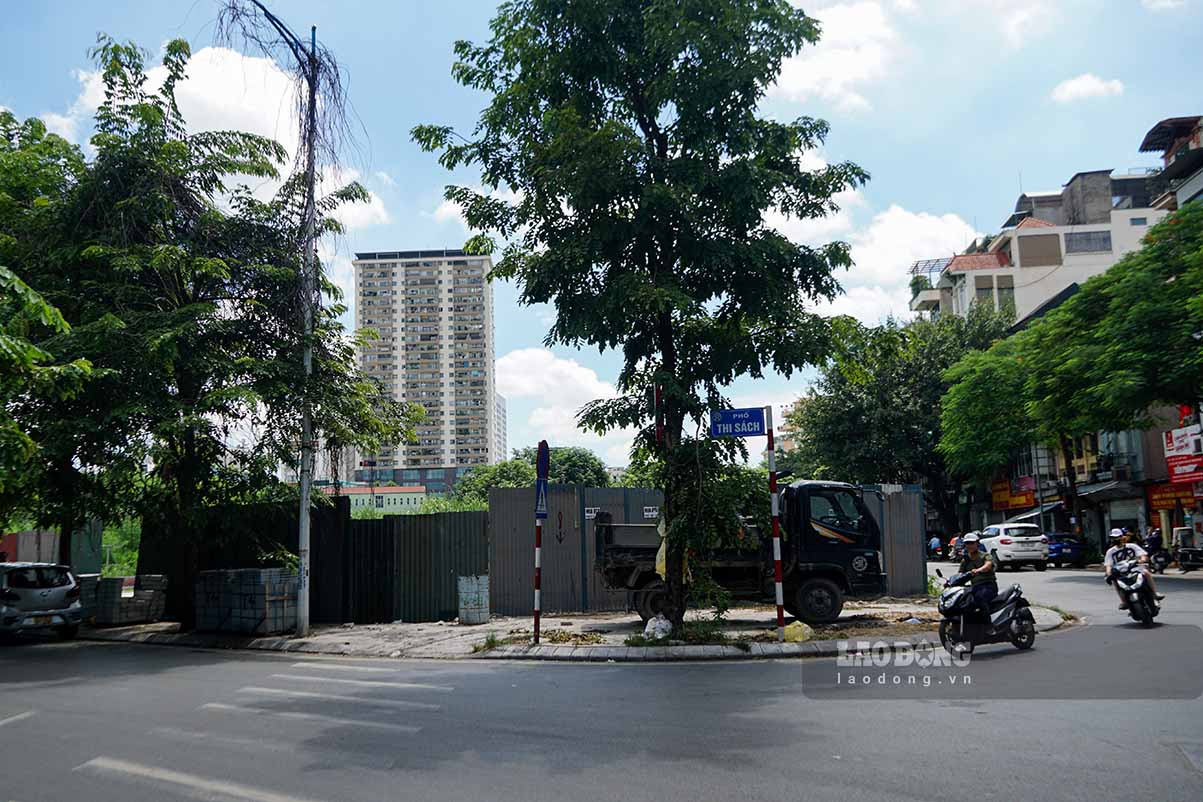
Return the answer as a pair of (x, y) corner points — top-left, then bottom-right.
(1046, 533), (1087, 568)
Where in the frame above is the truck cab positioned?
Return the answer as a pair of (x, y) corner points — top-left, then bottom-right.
(596, 480), (887, 624)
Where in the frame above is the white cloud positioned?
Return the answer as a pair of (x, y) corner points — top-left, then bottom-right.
(497, 348), (636, 465)
(1050, 73), (1125, 103)
(373, 170), (396, 187)
(772, 2), (900, 111)
(1142, 0), (1185, 10)
(43, 46), (389, 225)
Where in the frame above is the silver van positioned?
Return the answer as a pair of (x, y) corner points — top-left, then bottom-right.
(0, 563), (83, 639)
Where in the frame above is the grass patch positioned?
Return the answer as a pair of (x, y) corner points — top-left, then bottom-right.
(543, 629), (605, 646)
(472, 631), (501, 653)
(1039, 604), (1077, 623)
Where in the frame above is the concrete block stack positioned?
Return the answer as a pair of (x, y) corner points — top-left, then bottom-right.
(194, 568), (298, 635)
(93, 575), (168, 626)
(76, 573), (100, 620)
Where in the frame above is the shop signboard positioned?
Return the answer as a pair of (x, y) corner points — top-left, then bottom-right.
(1164, 424), (1203, 484)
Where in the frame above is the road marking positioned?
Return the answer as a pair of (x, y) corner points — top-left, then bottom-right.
(150, 726), (298, 755)
(0, 711), (35, 728)
(288, 661), (398, 674)
(238, 686), (440, 711)
(0, 676), (83, 690)
(200, 702), (422, 733)
(269, 673), (453, 692)
(75, 756), (327, 802)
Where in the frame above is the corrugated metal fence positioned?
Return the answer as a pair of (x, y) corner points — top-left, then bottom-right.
(861, 484), (927, 596)
(488, 486), (663, 615)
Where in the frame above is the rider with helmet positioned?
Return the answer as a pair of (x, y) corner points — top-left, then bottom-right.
(958, 533), (997, 615)
(1104, 528), (1164, 609)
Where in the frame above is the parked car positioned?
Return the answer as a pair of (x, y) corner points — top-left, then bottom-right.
(1046, 533), (1087, 568)
(0, 563), (83, 640)
(979, 524), (1048, 571)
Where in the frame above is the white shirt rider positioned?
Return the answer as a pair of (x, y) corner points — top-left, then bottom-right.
(1104, 542), (1147, 571)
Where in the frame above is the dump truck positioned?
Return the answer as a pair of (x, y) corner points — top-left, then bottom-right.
(595, 480), (887, 624)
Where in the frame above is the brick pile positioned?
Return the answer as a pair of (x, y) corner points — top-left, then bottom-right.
(194, 568), (298, 635)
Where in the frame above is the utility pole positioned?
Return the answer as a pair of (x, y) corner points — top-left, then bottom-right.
(226, 1), (322, 636)
(295, 24), (318, 637)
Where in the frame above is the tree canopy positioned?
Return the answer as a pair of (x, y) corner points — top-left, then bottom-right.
(450, 458), (537, 507)
(414, 0), (866, 630)
(513, 445), (609, 487)
(784, 304), (1012, 532)
(0, 38), (418, 620)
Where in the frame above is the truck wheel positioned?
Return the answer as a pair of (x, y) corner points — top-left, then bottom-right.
(55, 624), (79, 641)
(635, 582), (669, 623)
(794, 578), (843, 624)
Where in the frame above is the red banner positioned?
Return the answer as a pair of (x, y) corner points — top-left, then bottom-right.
(992, 479), (1035, 511)
(1148, 482), (1197, 512)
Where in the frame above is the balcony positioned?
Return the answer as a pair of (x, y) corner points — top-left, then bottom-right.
(909, 288), (941, 313)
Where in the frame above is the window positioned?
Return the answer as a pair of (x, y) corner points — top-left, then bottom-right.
(375, 496), (384, 508)
(1064, 231), (1112, 254)
(1017, 234), (1062, 267)
(1130, 217), (1147, 226)
(809, 489), (867, 535)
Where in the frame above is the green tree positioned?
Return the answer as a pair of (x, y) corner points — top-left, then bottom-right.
(938, 337), (1032, 480)
(788, 304), (1012, 532)
(513, 445), (609, 487)
(6, 40), (417, 622)
(0, 265), (91, 515)
(451, 458), (537, 507)
(414, 0), (866, 631)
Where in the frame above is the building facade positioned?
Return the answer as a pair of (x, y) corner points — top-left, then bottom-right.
(495, 394), (508, 462)
(1140, 115), (1203, 209)
(318, 484), (427, 513)
(353, 249), (499, 488)
(910, 170), (1167, 323)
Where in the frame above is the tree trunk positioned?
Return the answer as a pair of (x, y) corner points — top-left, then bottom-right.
(1058, 435), (1085, 543)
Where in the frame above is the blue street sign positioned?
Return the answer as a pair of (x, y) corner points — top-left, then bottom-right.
(534, 478), (549, 519)
(710, 407), (767, 438)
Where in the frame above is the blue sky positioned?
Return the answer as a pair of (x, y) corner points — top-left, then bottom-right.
(3, 0), (1201, 465)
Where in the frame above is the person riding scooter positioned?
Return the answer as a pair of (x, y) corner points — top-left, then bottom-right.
(1104, 529), (1164, 609)
(958, 533), (997, 617)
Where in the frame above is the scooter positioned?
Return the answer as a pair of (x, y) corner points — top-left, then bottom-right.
(1108, 558), (1160, 628)
(934, 569), (1036, 656)
(1149, 548), (1172, 574)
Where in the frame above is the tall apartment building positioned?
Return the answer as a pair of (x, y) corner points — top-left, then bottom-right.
(495, 394), (508, 461)
(353, 249), (498, 492)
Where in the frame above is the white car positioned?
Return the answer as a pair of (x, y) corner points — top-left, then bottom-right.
(980, 524), (1048, 571)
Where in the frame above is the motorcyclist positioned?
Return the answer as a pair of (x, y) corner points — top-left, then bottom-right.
(1144, 527), (1163, 553)
(1104, 528), (1164, 609)
(958, 533), (997, 617)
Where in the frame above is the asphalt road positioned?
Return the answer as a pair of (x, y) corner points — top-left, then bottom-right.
(2, 570), (1201, 802)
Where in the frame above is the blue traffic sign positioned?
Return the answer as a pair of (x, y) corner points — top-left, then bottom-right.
(710, 407), (767, 438)
(534, 478), (549, 519)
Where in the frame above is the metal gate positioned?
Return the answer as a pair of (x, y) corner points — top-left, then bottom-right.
(861, 484), (927, 596)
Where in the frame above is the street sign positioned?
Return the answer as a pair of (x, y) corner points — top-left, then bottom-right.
(710, 407), (767, 438)
(535, 440), (550, 519)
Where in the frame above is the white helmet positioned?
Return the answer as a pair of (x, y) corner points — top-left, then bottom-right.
(1109, 528), (1125, 540)
(962, 533), (980, 544)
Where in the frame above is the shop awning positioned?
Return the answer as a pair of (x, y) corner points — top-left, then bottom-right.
(1005, 501), (1062, 523)
(1074, 480), (1140, 502)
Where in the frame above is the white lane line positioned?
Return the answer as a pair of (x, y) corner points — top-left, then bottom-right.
(288, 662), (398, 674)
(74, 756), (327, 802)
(150, 726), (298, 755)
(0, 711), (36, 728)
(269, 673), (453, 692)
(239, 686), (440, 711)
(0, 676), (84, 690)
(200, 702), (422, 734)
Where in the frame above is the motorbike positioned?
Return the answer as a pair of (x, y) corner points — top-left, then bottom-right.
(1148, 548), (1172, 574)
(934, 569), (1036, 655)
(1109, 558), (1160, 627)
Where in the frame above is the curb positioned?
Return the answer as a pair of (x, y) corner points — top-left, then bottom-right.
(472, 606), (1071, 662)
(78, 607), (1072, 663)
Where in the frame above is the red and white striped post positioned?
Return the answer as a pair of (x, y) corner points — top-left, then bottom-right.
(765, 405), (785, 642)
(533, 440), (549, 644)
(533, 516), (542, 644)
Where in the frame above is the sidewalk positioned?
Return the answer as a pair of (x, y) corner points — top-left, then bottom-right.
(81, 601), (1068, 662)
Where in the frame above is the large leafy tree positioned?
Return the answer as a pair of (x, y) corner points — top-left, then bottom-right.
(513, 444), (609, 487)
(415, 0), (866, 630)
(786, 305), (1012, 532)
(450, 458), (538, 508)
(6, 39), (416, 622)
